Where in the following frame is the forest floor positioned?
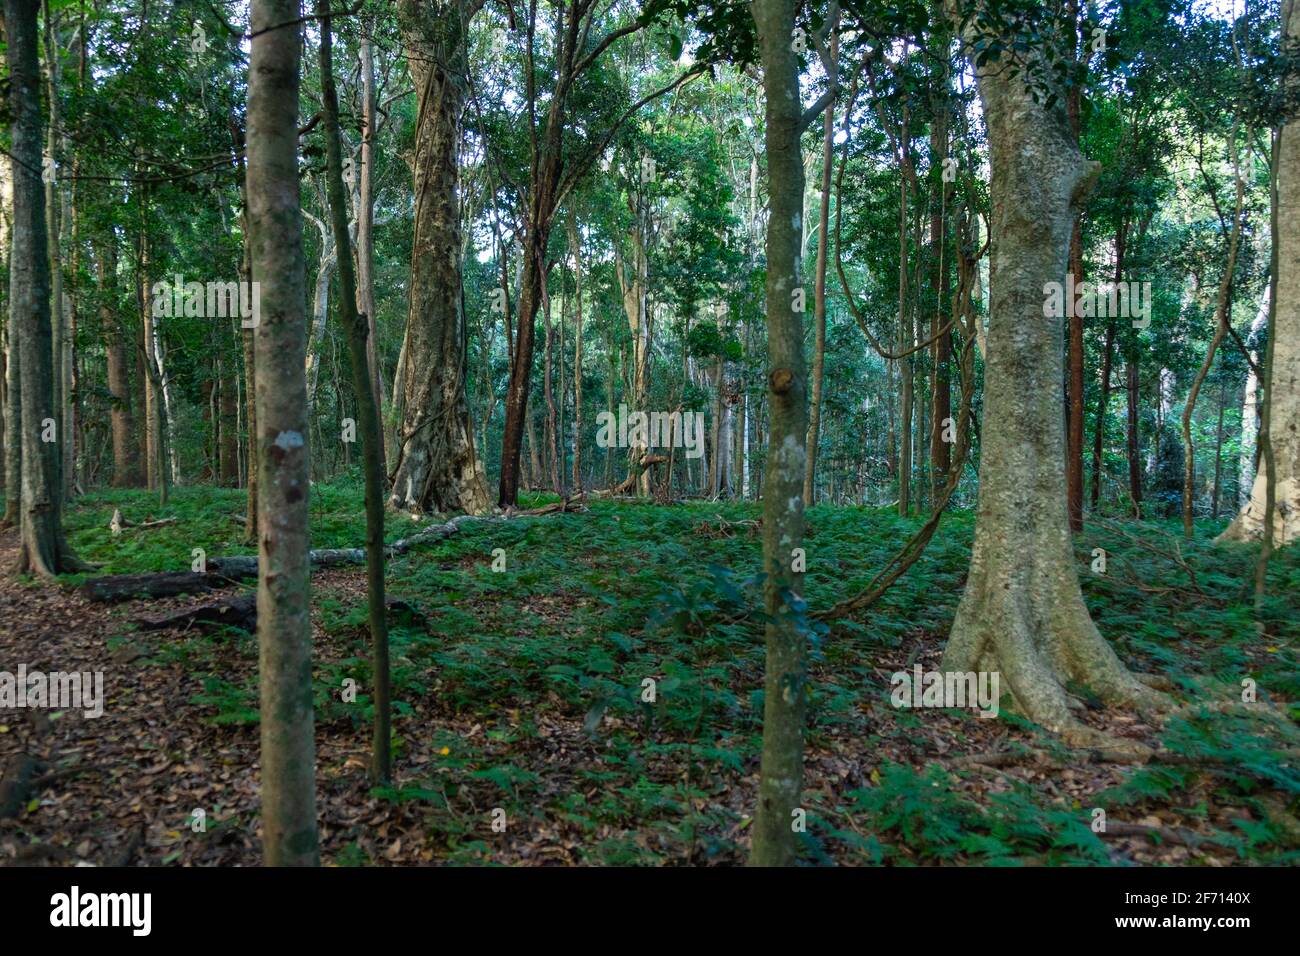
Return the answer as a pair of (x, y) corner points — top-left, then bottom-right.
(1, 477), (1297, 866)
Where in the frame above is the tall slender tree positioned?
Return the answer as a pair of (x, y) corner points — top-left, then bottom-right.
(247, 0), (319, 866)
(318, 0), (391, 784)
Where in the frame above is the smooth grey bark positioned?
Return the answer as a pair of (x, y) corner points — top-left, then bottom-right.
(940, 10), (1162, 742)
(247, 0), (318, 867)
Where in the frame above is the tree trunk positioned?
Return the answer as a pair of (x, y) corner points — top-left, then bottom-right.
(1236, 288), (1270, 507)
(357, 32), (385, 427)
(941, 15), (1159, 741)
(929, 72), (953, 509)
(1218, 0), (1300, 545)
(568, 213), (584, 493)
(2, 295), (18, 526)
(1211, 379), (1226, 518)
(390, 0), (490, 515)
(219, 325), (239, 485)
(96, 242), (137, 486)
(897, 130), (914, 517)
(749, 0), (811, 867)
(247, 0), (318, 866)
(1126, 359), (1142, 518)
(542, 265), (560, 492)
(804, 41), (836, 505)
(1090, 220), (1125, 511)
(1183, 133), (1244, 537)
(0, 150), (15, 526)
(8, 0), (79, 576)
(318, 0), (391, 784)
(43, 0), (64, 503)
(1065, 0), (1086, 533)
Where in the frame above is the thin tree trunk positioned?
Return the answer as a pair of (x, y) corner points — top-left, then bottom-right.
(1211, 379), (1226, 518)
(1126, 359), (1141, 518)
(568, 213), (584, 493)
(96, 242), (137, 485)
(357, 31), (385, 428)
(1065, 0), (1086, 533)
(749, 0), (812, 867)
(804, 33), (836, 506)
(1183, 130), (1244, 537)
(247, 0), (318, 867)
(318, 0), (390, 784)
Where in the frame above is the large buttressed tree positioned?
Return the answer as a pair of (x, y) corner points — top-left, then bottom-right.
(940, 0), (1164, 742)
(390, 0), (492, 516)
(1219, 0), (1300, 548)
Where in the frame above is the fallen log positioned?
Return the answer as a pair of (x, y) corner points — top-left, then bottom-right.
(137, 593), (426, 635)
(134, 593), (258, 632)
(80, 571), (232, 603)
(80, 505), (586, 604)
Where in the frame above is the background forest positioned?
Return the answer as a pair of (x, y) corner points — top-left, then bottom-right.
(0, 0), (1297, 869)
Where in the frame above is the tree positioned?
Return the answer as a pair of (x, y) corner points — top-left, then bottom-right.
(318, 0), (392, 784)
(940, 4), (1163, 743)
(1219, 0), (1300, 547)
(247, 0), (318, 866)
(389, 0), (492, 516)
(7, 0), (81, 577)
(494, 1), (695, 508)
(749, 0), (828, 866)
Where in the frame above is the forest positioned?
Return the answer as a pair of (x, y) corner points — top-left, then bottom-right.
(0, 0), (1296, 878)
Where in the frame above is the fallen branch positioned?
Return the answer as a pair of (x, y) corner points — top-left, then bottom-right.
(109, 508), (179, 535)
(1099, 821), (1208, 848)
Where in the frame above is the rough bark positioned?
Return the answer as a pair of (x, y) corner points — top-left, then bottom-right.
(391, 0), (491, 515)
(941, 12), (1161, 741)
(8, 0), (80, 576)
(247, 0), (318, 867)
